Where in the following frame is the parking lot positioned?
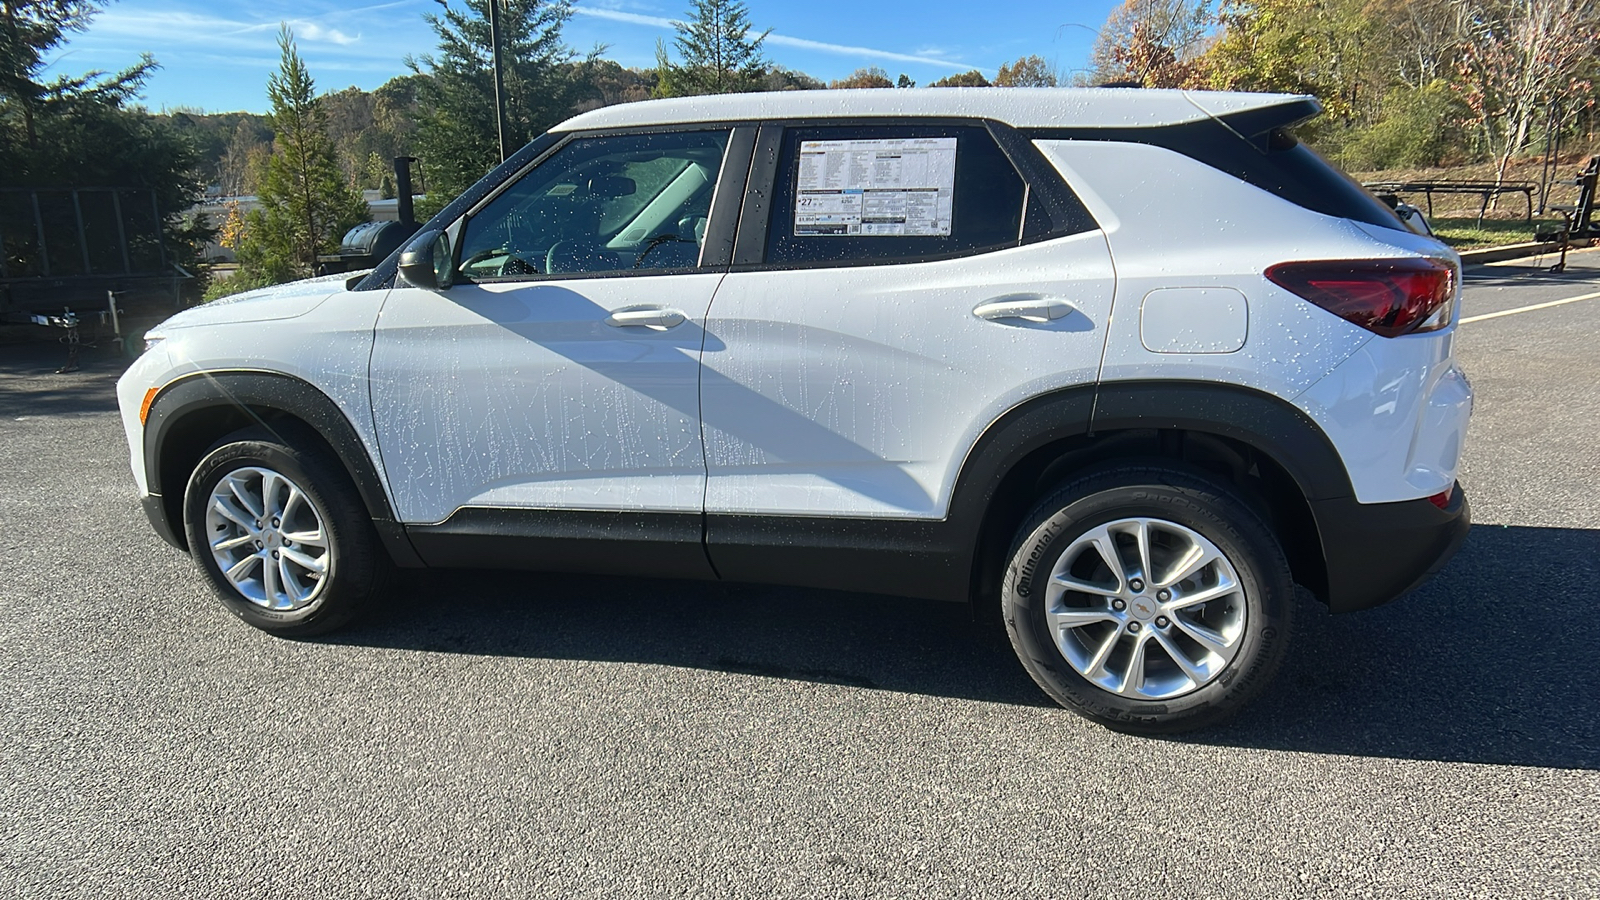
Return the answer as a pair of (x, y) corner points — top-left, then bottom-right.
(2, 250), (1597, 898)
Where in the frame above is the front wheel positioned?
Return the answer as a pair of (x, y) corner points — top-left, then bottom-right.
(182, 424), (388, 637)
(1002, 466), (1294, 734)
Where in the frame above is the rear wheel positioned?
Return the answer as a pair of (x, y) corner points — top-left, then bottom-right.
(182, 424), (388, 636)
(1002, 465), (1293, 733)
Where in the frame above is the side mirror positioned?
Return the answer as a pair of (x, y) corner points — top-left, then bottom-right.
(397, 229), (454, 290)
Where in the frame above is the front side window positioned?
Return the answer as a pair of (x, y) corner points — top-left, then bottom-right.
(457, 129), (730, 280)
(765, 124), (1026, 267)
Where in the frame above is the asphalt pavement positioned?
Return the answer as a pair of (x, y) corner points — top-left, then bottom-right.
(1, 250), (1597, 898)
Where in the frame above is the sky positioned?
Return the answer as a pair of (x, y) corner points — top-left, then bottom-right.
(53, 0), (1124, 114)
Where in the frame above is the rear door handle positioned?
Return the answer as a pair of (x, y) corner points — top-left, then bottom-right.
(973, 297), (1077, 323)
(605, 306), (686, 329)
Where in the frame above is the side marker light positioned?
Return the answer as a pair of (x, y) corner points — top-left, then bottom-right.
(139, 387), (160, 425)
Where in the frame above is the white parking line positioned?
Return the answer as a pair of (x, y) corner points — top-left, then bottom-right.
(1461, 290), (1600, 324)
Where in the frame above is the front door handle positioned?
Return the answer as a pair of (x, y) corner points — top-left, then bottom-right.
(973, 297), (1077, 323)
(605, 306), (686, 329)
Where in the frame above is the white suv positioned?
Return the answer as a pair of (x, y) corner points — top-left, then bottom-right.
(117, 89), (1472, 733)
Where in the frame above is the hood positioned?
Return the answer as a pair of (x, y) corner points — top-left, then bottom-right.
(157, 272), (353, 330)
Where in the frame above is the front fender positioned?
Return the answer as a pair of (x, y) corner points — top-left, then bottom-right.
(141, 371), (422, 566)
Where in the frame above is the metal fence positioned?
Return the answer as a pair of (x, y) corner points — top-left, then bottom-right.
(0, 187), (166, 281)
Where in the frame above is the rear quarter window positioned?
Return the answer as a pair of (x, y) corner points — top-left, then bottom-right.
(1246, 129), (1406, 232)
(1026, 118), (1406, 233)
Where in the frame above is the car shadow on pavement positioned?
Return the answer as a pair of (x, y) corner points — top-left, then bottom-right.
(339, 567), (1054, 708)
(0, 341), (128, 417)
(331, 522), (1598, 770)
(1200, 523), (1600, 770)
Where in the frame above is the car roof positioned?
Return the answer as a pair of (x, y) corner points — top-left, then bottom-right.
(553, 88), (1316, 133)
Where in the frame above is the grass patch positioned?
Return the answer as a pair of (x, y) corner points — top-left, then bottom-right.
(1428, 217), (1563, 250)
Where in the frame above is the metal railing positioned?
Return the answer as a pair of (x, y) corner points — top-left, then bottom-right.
(1360, 180), (1536, 225)
(0, 187), (167, 281)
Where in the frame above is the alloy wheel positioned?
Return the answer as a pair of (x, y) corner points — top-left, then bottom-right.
(204, 466), (332, 611)
(1045, 517), (1248, 700)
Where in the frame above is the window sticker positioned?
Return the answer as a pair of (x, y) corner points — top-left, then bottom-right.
(793, 137), (957, 236)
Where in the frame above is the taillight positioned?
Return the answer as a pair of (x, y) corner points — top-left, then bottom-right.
(1265, 258), (1456, 337)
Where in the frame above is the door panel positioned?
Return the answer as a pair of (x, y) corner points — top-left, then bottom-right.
(701, 230), (1116, 519)
(370, 276), (721, 525)
(369, 128), (737, 531)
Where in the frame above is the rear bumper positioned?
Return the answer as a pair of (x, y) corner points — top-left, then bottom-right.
(1313, 483), (1470, 613)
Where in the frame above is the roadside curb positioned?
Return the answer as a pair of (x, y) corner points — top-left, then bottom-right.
(1458, 239), (1594, 265)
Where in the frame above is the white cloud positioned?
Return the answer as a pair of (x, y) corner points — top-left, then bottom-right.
(89, 9), (260, 43)
(86, 3), (424, 52)
(293, 22), (360, 46)
(574, 8), (676, 29)
(762, 35), (977, 73)
(571, 7), (981, 73)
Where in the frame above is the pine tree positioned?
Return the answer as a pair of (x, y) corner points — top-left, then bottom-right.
(1, 0), (160, 175)
(663, 0), (769, 96)
(651, 38), (679, 99)
(2, 1), (114, 148)
(232, 26), (368, 288)
(408, 0), (589, 215)
(1, 0), (210, 298)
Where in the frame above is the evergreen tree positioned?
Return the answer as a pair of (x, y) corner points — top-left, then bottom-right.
(1, 0), (211, 298)
(230, 26), (368, 290)
(1, 1), (119, 149)
(408, 0), (589, 215)
(662, 0), (770, 95)
(651, 37), (679, 99)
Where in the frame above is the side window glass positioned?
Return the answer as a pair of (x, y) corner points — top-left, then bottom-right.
(765, 124), (1026, 266)
(457, 129), (730, 280)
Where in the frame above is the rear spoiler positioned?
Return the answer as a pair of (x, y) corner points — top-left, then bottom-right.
(1186, 93), (1324, 154)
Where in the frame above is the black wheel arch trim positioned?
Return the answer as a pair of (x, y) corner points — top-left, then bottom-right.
(142, 370), (423, 567)
(939, 380), (1354, 606)
(1087, 380), (1356, 501)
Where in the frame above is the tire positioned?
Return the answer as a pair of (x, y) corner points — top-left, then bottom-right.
(182, 423), (389, 637)
(1001, 464), (1294, 734)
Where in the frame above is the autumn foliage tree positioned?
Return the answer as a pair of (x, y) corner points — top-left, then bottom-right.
(830, 67), (894, 89)
(927, 70), (992, 87)
(1192, 0), (1598, 173)
(1203, 0), (1387, 118)
(1092, 0), (1215, 87)
(1454, 0), (1600, 183)
(1112, 21), (1213, 88)
(995, 56), (1058, 87)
